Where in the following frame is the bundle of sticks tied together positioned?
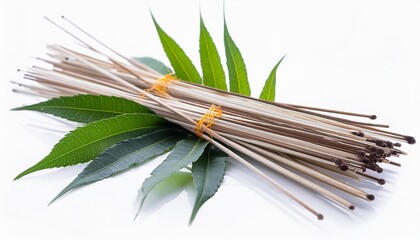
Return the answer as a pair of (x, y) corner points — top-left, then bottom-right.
(13, 17), (415, 220)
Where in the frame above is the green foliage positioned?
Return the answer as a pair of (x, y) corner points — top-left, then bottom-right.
(14, 113), (165, 180)
(136, 136), (208, 217)
(224, 15), (251, 96)
(199, 14), (227, 90)
(50, 129), (185, 204)
(259, 56), (286, 101)
(13, 10), (288, 224)
(190, 146), (227, 224)
(135, 57), (173, 75)
(151, 13), (202, 84)
(12, 95), (152, 123)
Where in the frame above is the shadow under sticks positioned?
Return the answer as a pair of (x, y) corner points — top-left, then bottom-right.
(224, 158), (331, 234)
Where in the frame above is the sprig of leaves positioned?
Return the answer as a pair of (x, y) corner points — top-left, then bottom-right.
(148, 12), (283, 222)
(14, 10), (283, 225)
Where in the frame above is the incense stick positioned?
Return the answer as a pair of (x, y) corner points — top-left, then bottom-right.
(12, 17), (415, 220)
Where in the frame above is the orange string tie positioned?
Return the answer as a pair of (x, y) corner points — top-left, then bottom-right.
(141, 74), (176, 98)
(194, 104), (223, 138)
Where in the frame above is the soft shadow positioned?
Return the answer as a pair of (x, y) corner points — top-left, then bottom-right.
(135, 172), (193, 221)
(224, 158), (330, 234)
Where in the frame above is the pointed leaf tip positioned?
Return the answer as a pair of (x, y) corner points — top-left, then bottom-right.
(15, 113), (165, 180)
(259, 55), (286, 102)
(136, 136), (208, 217)
(189, 147), (226, 225)
(199, 14), (227, 90)
(224, 15), (250, 96)
(49, 129), (185, 204)
(151, 14), (202, 84)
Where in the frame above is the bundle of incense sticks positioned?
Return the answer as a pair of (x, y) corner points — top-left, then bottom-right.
(13, 17), (415, 220)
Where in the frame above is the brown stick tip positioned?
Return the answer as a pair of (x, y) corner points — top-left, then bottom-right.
(358, 151), (366, 158)
(334, 159), (343, 165)
(339, 164), (349, 171)
(352, 131), (365, 137)
(317, 214), (324, 221)
(370, 115), (377, 120)
(367, 194), (375, 201)
(405, 136), (416, 144)
(349, 205), (355, 210)
(378, 179), (386, 185)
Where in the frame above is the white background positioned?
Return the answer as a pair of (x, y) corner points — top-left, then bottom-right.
(1, 0), (419, 239)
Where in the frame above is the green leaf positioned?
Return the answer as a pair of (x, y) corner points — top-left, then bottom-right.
(151, 13), (202, 84)
(259, 56), (286, 101)
(199, 15), (227, 90)
(50, 129), (185, 204)
(15, 113), (165, 180)
(224, 15), (250, 96)
(12, 95), (152, 123)
(136, 136), (208, 217)
(135, 57), (173, 75)
(189, 147), (227, 225)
